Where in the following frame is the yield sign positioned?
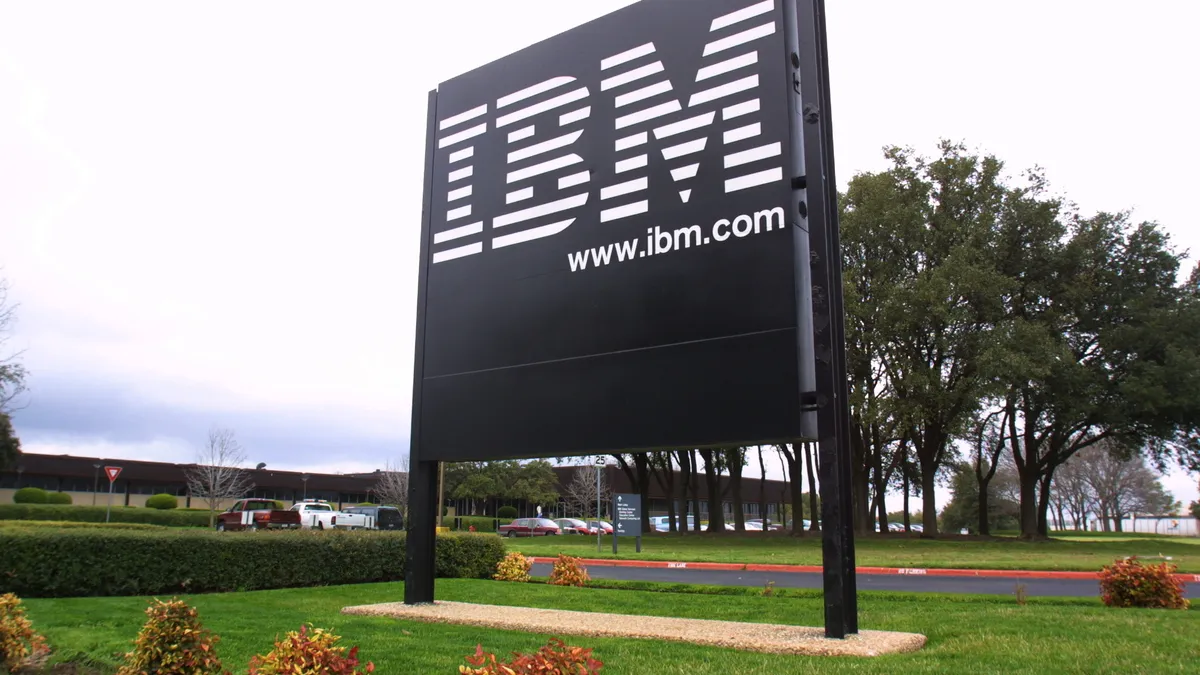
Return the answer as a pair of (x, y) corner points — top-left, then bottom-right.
(104, 466), (122, 483)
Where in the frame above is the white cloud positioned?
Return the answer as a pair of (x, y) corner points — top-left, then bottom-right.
(24, 435), (196, 466)
(1, 1), (1197, 486)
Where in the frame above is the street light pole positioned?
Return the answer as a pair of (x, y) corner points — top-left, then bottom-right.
(92, 462), (102, 506)
(301, 475), (310, 501)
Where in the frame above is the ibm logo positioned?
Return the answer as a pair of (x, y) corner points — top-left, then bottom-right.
(431, 0), (783, 265)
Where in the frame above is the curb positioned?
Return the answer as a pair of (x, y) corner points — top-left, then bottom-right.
(528, 557), (1200, 583)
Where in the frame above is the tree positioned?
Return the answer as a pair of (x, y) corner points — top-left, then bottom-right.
(939, 461), (1018, 534)
(966, 408), (1009, 535)
(647, 451), (678, 532)
(184, 427), (255, 526)
(562, 465), (610, 518)
(840, 143), (1012, 536)
(723, 447), (747, 531)
(1001, 212), (1200, 538)
(510, 460), (560, 512)
(0, 276), (28, 414)
(373, 455), (409, 521)
(0, 412), (20, 472)
(1077, 442), (1176, 531)
(1050, 455), (1093, 531)
(775, 444), (807, 536)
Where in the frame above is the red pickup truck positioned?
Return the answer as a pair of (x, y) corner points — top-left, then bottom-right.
(215, 499), (302, 531)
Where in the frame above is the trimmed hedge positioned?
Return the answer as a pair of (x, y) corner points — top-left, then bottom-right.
(0, 504), (212, 528)
(0, 529), (505, 597)
(45, 492), (73, 505)
(144, 493), (179, 510)
(452, 516), (514, 532)
(0, 520), (166, 531)
(496, 505), (518, 519)
(12, 488), (47, 504)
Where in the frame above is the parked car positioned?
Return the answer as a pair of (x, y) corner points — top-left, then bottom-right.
(553, 518), (593, 534)
(746, 518), (784, 531)
(586, 520), (614, 534)
(498, 518), (561, 537)
(341, 505), (404, 531)
(215, 499), (302, 531)
(291, 500), (344, 530)
(289, 500), (375, 530)
(649, 516), (705, 532)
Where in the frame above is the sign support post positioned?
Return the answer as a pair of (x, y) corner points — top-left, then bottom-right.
(788, 0), (858, 638)
(404, 89), (440, 606)
(103, 465), (122, 523)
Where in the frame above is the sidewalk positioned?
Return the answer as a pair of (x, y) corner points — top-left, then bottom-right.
(529, 556), (1200, 583)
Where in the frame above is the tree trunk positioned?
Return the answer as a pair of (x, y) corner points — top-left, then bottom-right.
(872, 448), (889, 533)
(635, 453), (652, 535)
(920, 464), (938, 536)
(677, 450), (692, 535)
(977, 479), (991, 536)
(1017, 466), (1040, 539)
(850, 422), (872, 535)
(699, 449), (725, 532)
(690, 450), (702, 533)
(902, 468), (911, 532)
(804, 442), (819, 531)
(727, 448), (746, 532)
(780, 445), (806, 536)
(1036, 472), (1053, 538)
(757, 447), (769, 529)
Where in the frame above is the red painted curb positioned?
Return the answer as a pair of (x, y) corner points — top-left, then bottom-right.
(528, 557), (1199, 583)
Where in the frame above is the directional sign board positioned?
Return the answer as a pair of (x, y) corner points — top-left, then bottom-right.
(613, 493), (642, 537)
(104, 466), (122, 483)
(414, 0), (814, 462)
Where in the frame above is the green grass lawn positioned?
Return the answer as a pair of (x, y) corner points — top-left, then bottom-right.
(508, 531), (1200, 572)
(21, 580), (1199, 674)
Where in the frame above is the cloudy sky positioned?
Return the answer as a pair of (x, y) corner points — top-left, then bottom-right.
(1, 1), (1196, 505)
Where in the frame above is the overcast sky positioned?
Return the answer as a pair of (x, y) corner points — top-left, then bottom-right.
(1, 1), (1196, 507)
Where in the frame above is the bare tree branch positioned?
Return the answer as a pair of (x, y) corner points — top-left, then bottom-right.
(0, 276), (29, 415)
(184, 427), (255, 526)
(373, 455), (410, 521)
(561, 465), (610, 518)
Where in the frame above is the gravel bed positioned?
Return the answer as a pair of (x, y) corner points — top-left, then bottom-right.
(342, 600), (926, 657)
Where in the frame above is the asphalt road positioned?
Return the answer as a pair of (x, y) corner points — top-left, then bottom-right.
(530, 563), (1198, 599)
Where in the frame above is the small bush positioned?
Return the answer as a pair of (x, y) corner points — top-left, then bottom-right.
(0, 593), (48, 673)
(436, 533), (508, 580)
(44, 492), (72, 505)
(460, 638), (602, 675)
(493, 552), (532, 583)
(116, 598), (227, 675)
(0, 504), (212, 528)
(0, 530), (504, 597)
(11, 488), (46, 505)
(1098, 556), (1189, 610)
(548, 554), (589, 587)
(248, 624), (373, 674)
(496, 506), (518, 520)
(145, 494), (179, 510)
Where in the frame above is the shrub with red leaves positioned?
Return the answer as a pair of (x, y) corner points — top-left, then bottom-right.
(1098, 556), (1189, 610)
(460, 638), (603, 674)
(248, 624), (374, 674)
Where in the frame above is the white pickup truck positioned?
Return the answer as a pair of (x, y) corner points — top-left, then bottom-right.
(289, 500), (372, 530)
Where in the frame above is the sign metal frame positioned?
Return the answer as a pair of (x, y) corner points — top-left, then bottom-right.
(404, 0), (857, 639)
